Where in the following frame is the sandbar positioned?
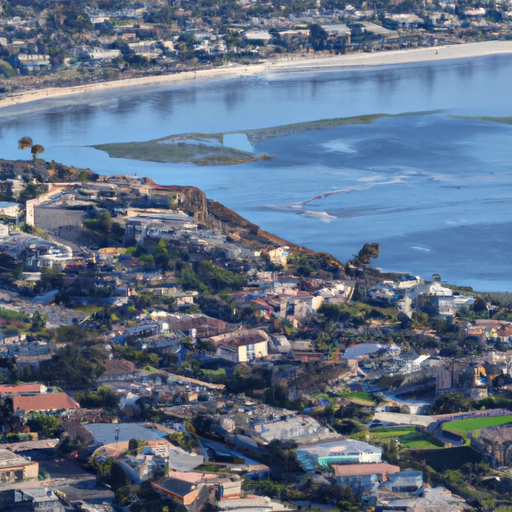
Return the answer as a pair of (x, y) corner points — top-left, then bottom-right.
(1, 40), (512, 111)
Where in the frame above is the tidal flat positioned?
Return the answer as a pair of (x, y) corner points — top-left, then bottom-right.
(92, 113), (415, 166)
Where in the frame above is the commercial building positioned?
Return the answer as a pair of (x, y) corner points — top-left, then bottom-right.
(249, 415), (333, 445)
(296, 439), (382, 472)
(0, 449), (39, 483)
(152, 472), (241, 508)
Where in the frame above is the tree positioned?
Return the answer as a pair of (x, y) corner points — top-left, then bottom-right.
(78, 171), (88, 184)
(18, 137), (45, 163)
(27, 413), (61, 438)
(430, 392), (472, 414)
(354, 242), (380, 265)
(31, 144), (45, 162)
(18, 136), (33, 150)
(128, 438), (141, 453)
(308, 24), (328, 51)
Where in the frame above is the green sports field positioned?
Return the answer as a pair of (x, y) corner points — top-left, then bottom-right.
(443, 415), (512, 438)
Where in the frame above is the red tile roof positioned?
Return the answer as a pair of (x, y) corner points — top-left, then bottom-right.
(0, 383), (44, 395)
(13, 392), (79, 412)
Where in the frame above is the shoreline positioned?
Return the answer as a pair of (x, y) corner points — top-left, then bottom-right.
(1, 40), (512, 111)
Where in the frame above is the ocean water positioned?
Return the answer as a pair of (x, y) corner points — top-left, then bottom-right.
(1, 55), (512, 290)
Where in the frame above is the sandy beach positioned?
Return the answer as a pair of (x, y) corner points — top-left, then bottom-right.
(1, 40), (512, 111)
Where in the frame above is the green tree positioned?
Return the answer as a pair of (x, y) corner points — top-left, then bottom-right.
(27, 413), (61, 438)
(78, 171), (88, 184)
(31, 144), (45, 162)
(128, 438), (141, 453)
(354, 242), (380, 265)
(430, 392), (472, 414)
(308, 24), (328, 51)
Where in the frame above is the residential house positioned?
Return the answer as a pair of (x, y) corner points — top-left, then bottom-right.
(213, 329), (269, 362)
(0, 383), (47, 395)
(97, 359), (137, 383)
(332, 462), (400, 494)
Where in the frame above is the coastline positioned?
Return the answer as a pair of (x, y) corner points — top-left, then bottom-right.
(1, 40), (512, 111)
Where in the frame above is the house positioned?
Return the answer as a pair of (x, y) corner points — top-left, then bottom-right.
(97, 359), (137, 383)
(0, 449), (39, 483)
(216, 336), (268, 362)
(12, 392), (79, 416)
(249, 298), (274, 319)
(369, 284), (398, 303)
(378, 470), (424, 494)
(270, 334), (292, 354)
(16, 54), (51, 71)
(0, 383), (47, 395)
(215, 329), (269, 362)
(332, 462), (400, 494)
(243, 30), (272, 43)
(266, 246), (289, 266)
(436, 294), (475, 317)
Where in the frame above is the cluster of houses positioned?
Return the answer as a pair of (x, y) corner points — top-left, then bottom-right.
(0, 0), (508, 80)
(369, 275), (475, 318)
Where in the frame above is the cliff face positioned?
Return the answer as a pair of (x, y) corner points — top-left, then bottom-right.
(472, 424), (512, 466)
(150, 183), (208, 224)
(148, 182), (305, 250)
(207, 199), (304, 250)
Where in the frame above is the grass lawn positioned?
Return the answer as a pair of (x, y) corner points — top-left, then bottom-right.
(401, 439), (443, 450)
(338, 390), (377, 404)
(352, 427), (443, 450)
(443, 415), (512, 438)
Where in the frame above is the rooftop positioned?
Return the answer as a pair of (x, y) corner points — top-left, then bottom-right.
(13, 392), (79, 412)
(0, 449), (35, 468)
(86, 423), (168, 446)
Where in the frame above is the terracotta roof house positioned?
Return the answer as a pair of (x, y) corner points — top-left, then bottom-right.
(0, 383), (47, 395)
(13, 392), (79, 416)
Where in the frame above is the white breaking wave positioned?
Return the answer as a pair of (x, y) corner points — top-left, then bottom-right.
(321, 139), (358, 154)
(301, 210), (337, 223)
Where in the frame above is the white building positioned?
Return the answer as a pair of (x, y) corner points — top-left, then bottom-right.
(297, 440), (382, 472)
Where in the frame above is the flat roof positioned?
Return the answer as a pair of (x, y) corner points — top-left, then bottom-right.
(0, 449), (34, 468)
(342, 343), (383, 360)
(86, 423), (168, 446)
(297, 439), (381, 457)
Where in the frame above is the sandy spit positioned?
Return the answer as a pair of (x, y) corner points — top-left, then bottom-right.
(1, 40), (512, 110)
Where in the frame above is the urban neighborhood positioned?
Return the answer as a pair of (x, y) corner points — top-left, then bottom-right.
(0, 0), (512, 94)
(0, 154), (510, 512)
